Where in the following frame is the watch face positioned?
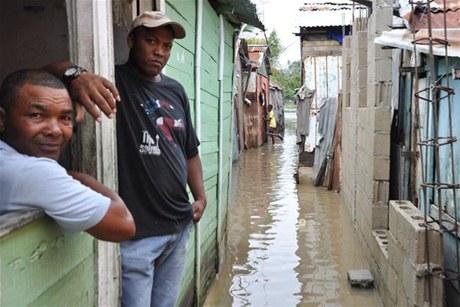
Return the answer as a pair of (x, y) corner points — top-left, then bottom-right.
(64, 67), (78, 77)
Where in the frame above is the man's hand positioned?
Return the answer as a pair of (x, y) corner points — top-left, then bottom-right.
(192, 199), (207, 223)
(69, 73), (120, 122)
(187, 154), (207, 223)
(43, 61), (120, 122)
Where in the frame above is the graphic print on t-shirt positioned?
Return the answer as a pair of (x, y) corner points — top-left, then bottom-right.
(139, 130), (161, 155)
(140, 96), (186, 148)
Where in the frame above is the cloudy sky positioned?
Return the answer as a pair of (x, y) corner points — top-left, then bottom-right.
(251, 0), (305, 67)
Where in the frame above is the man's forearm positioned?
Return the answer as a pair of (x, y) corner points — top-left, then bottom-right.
(43, 61), (73, 78)
(187, 155), (206, 203)
(69, 171), (136, 241)
(68, 171), (121, 202)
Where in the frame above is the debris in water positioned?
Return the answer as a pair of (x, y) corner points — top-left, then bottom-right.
(347, 270), (374, 288)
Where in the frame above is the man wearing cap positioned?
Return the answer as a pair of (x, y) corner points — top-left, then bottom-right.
(46, 11), (207, 307)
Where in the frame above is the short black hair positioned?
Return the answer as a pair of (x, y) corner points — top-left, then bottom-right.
(0, 69), (66, 113)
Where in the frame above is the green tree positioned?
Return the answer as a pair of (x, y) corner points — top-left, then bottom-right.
(271, 60), (301, 103)
(247, 30), (282, 68)
(267, 31), (282, 68)
(246, 30), (301, 102)
(246, 36), (265, 44)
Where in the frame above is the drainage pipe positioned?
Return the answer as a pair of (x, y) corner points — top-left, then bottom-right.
(194, 0), (203, 303)
(216, 13), (225, 271)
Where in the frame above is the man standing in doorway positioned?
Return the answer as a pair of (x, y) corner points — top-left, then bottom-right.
(116, 11), (207, 307)
(47, 11), (207, 307)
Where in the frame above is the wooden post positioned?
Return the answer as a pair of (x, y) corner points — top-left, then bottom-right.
(66, 1), (119, 305)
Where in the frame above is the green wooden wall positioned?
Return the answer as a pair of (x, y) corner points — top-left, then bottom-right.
(0, 1), (237, 306)
(166, 1), (236, 305)
(0, 217), (95, 306)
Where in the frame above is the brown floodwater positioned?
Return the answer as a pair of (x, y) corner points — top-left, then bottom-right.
(203, 113), (382, 307)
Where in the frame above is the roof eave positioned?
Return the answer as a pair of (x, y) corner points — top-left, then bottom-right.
(209, 0), (265, 30)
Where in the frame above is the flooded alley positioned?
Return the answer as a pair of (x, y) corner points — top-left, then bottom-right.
(204, 113), (382, 307)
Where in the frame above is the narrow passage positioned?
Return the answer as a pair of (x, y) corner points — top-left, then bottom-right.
(204, 113), (382, 307)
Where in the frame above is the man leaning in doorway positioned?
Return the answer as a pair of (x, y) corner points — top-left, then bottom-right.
(46, 11), (207, 307)
(0, 69), (135, 242)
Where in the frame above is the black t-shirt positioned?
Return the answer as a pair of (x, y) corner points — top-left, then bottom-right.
(115, 63), (199, 238)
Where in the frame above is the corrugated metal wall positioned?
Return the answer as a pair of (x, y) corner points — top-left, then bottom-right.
(436, 57), (460, 304)
(400, 56), (460, 304)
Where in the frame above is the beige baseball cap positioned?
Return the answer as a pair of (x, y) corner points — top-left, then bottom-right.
(130, 11), (186, 39)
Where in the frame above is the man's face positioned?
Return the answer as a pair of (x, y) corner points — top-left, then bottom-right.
(0, 84), (73, 160)
(128, 26), (174, 78)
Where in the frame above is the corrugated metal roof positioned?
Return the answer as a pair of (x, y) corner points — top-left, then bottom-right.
(298, 0), (367, 28)
(210, 0), (265, 30)
(399, 0), (460, 31)
(298, 8), (367, 27)
(375, 28), (460, 58)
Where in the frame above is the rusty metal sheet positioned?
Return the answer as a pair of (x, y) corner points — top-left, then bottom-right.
(399, 0), (460, 31)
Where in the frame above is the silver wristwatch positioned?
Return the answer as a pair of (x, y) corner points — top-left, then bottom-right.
(63, 66), (87, 86)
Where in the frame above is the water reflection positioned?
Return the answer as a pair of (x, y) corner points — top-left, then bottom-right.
(204, 112), (381, 307)
(229, 119), (301, 307)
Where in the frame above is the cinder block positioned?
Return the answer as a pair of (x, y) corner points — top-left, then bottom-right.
(386, 264), (404, 304)
(358, 69), (368, 88)
(401, 260), (443, 307)
(374, 81), (392, 107)
(372, 203), (389, 229)
(369, 39), (392, 59)
(373, 132), (390, 156)
(374, 0), (393, 8)
(373, 180), (389, 204)
(388, 201), (443, 266)
(358, 88), (368, 108)
(372, 7), (392, 33)
(387, 230), (405, 273)
(358, 54), (368, 68)
(343, 36), (351, 49)
(374, 105), (391, 132)
(375, 58), (393, 82)
(357, 31), (368, 49)
(373, 156), (390, 180)
(388, 228), (443, 307)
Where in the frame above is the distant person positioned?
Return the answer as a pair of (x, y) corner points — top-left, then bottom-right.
(0, 69), (135, 242)
(267, 104), (283, 144)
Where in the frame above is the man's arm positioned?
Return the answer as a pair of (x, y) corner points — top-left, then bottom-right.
(187, 154), (207, 223)
(43, 61), (120, 121)
(69, 171), (135, 242)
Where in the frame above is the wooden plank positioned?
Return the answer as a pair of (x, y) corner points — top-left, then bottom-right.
(0, 219), (94, 306)
(29, 256), (95, 307)
(0, 210), (43, 238)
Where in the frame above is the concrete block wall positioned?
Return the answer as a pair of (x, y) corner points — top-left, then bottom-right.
(387, 201), (444, 306)
(341, 36), (357, 219)
(337, 1), (442, 306)
(340, 5), (446, 305)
